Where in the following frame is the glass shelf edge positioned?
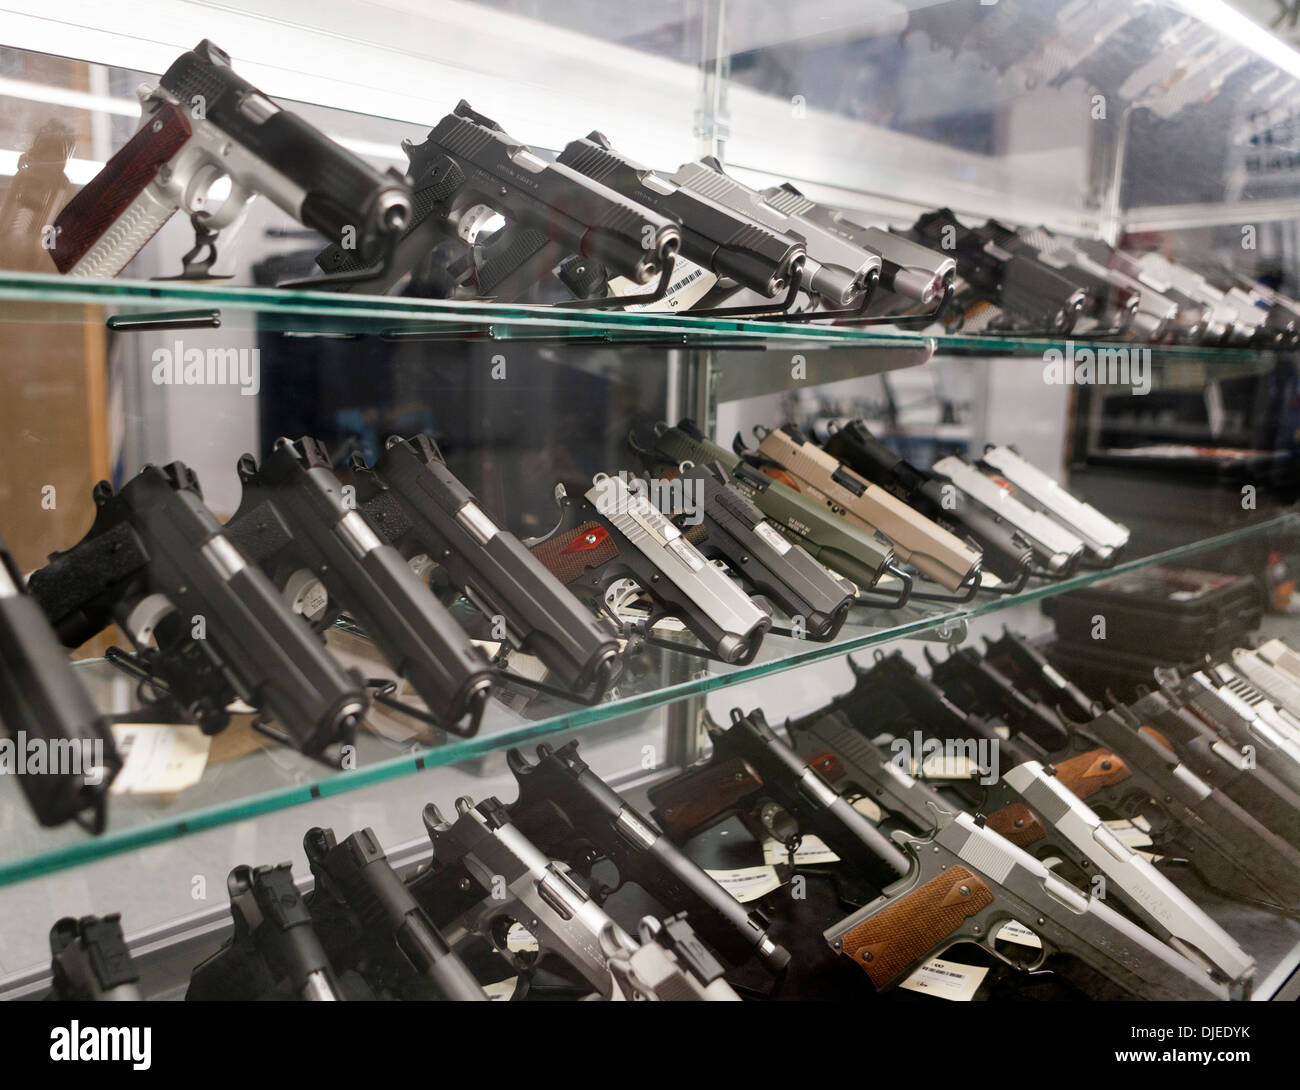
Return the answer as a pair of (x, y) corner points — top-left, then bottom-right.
(0, 511), (1294, 888)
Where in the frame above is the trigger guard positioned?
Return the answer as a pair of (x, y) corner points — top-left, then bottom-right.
(199, 183), (253, 230)
(984, 920), (1048, 972)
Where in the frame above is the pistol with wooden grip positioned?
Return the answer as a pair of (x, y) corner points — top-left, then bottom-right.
(27, 463), (367, 757)
(641, 420), (895, 593)
(525, 474), (770, 664)
(751, 424), (982, 592)
(788, 706), (1254, 992)
(646, 708), (910, 891)
(314, 100), (680, 298)
(655, 460), (857, 640)
(504, 740), (790, 975)
(350, 435), (620, 697)
(1046, 704), (1300, 912)
(823, 806), (1229, 1000)
(223, 436), (493, 735)
(52, 39), (411, 279)
(0, 536), (120, 828)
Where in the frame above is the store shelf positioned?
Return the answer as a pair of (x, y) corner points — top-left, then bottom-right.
(0, 510), (1294, 888)
(0, 272), (1293, 371)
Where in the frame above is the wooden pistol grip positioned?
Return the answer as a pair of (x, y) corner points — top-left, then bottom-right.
(647, 756), (762, 841)
(52, 102), (191, 272)
(984, 802), (1046, 848)
(1053, 748), (1131, 802)
(528, 520), (619, 588)
(837, 866), (993, 988)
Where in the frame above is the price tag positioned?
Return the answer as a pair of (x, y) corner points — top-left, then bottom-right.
(899, 957), (988, 1001)
(762, 835), (839, 866)
(704, 865), (783, 903)
(109, 724), (210, 795)
(996, 920), (1043, 949)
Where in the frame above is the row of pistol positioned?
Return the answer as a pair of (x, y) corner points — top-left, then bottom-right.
(46, 628), (1300, 1001)
(42, 42), (1300, 345)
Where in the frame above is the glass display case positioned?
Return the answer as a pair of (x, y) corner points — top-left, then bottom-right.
(1, 0), (1299, 1009)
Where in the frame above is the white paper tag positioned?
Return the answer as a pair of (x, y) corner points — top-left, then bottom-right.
(704, 865), (783, 903)
(482, 978), (517, 1001)
(1104, 818), (1159, 858)
(505, 923), (539, 953)
(908, 754), (977, 779)
(899, 957), (988, 1001)
(996, 920), (1043, 949)
(762, 835), (839, 866)
(109, 724), (210, 795)
(851, 795), (885, 823)
(608, 254), (719, 313)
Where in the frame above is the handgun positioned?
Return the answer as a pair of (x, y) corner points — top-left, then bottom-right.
(824, 806), (1228, 1000)
(350, 435), (620, 696)
(652, 461), (857, 640)
(828, 650), (1045, 786)
(222, 437), (493, 733)
(51, 40), (411, 279)
(978, 444), (1130, 561)
(640, 419), (895, 593)
(1011, 225), (1143, 334)
(48, 915), (142, 1001)
(525, 473), (771, 664)
(1046, 705), (1300, 911)
(667, 159), (881, 307)
(1228, 647), (1300, 721)
(924, 645), (1072, 755)
(314, 101), (680, 299)
(555, 132), (806, 299)
(0, 536), (120, 827)
(980, 629), (1097, 721)
(787, 706), (1254, 992)
(752, 424), (983, 591)
(408, 796), (739, 999)
(822, 420), (1033, 582)
(928, 454), (1084, 572)
(1203, 662), (1300, 763)
(303, 825), (486, 1001)
(1127, 251), (1250, 345)
(764, 199), (955, 306)
(504, 740), (791, 975)
(1167, 667), (1300, 796)
(1123, 685), (1300, 850)
(907, 208), (1087, 333)
(646, 708), (911, 891)
(1074, 238), (1223, 344)
(27, 463), (367, 756)
(187, 863), (347, 1001)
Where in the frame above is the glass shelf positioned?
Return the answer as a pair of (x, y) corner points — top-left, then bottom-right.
(0, 509), (1294, 888)
(0, 271), (1294, 369)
